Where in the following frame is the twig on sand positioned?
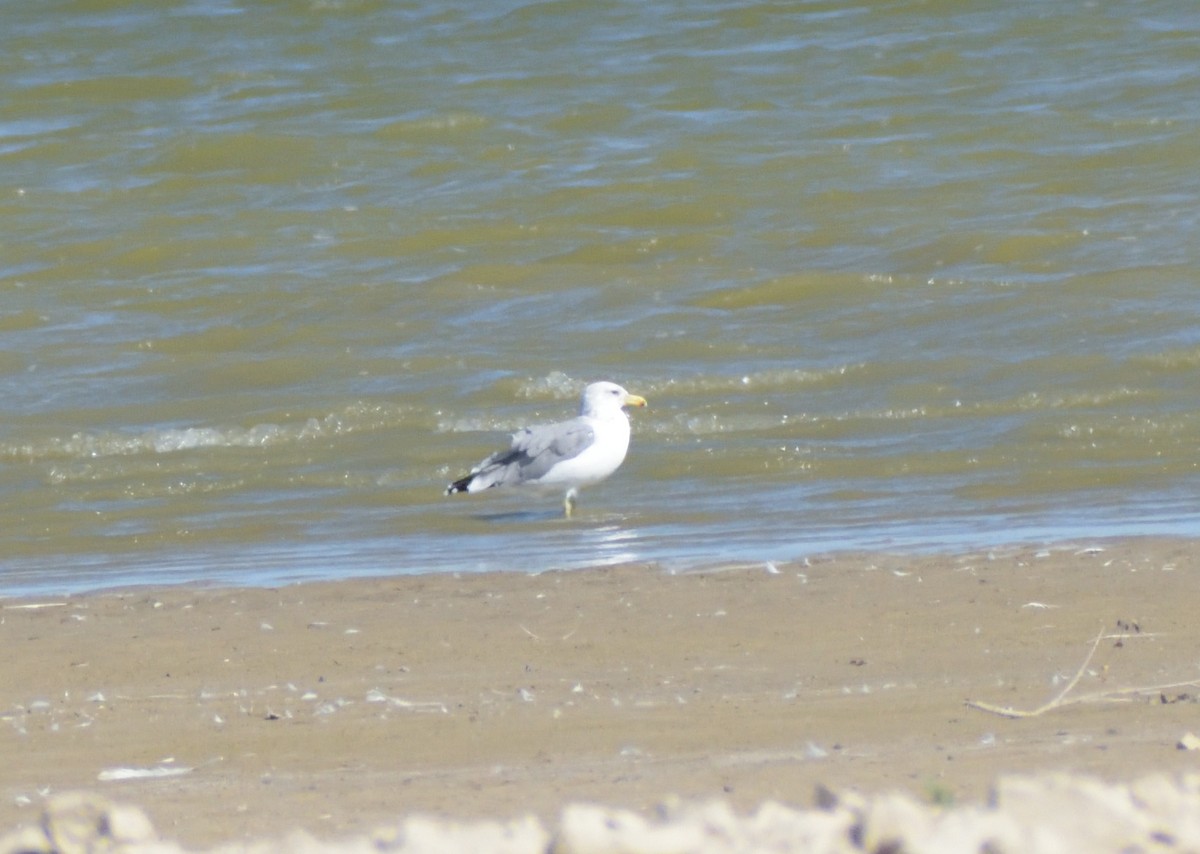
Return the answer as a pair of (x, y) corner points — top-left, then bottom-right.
(966, 627), (1200, 719)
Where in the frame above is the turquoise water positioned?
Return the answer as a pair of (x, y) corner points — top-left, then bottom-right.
(3, 1), (1200, 594)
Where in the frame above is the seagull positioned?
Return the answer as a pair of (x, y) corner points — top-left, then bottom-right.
(446, 381), (647, 518)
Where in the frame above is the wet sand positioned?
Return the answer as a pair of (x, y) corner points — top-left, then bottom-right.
(2, 538), (1199, 849)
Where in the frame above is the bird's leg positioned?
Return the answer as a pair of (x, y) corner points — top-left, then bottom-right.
(563, 488), (578, 519)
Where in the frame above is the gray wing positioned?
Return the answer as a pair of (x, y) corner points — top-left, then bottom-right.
(509, 417), (596, 481)
(467, 417), (595, 489)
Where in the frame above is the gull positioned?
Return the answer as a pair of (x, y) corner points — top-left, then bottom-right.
(446, 381), (647, 518)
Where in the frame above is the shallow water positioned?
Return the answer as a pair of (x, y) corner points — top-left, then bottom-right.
(3, 1), (1200, 595)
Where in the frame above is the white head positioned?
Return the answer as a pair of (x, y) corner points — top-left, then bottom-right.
(579, 381), (648, 419)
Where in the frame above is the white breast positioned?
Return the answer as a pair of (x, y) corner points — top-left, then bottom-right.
(535, 413), (631, 488)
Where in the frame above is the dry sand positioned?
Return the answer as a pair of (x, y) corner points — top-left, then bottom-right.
(2, 538), (1199, 849)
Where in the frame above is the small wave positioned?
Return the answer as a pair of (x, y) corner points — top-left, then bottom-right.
(375, 111), (489, 140)
(2, 403), (413, 463)
(7, 423), (313, 462)
(1133, 347), (1200, 370)
(516, 371), (585, 399)
(497, 369), (862, 409)
(639, 366), (862, 397)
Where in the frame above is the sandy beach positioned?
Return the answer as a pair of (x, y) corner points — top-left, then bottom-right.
(3, 538), (1199, 850)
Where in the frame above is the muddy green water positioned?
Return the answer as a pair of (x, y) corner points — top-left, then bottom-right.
(3, 1), (1200, 593)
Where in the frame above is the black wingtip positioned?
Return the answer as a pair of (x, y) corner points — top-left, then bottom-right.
(446, 476), (471, 496)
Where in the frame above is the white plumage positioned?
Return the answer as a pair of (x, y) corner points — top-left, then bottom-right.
(446, 381), (647, 517)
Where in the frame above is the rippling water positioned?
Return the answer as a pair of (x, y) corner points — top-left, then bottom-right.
(3, 1), (1200, 594)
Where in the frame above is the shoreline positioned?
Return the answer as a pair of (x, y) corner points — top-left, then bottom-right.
(3, 537), (1199, 848)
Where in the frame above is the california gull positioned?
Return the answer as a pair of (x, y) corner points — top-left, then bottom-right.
(446, 380), (647, 517)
